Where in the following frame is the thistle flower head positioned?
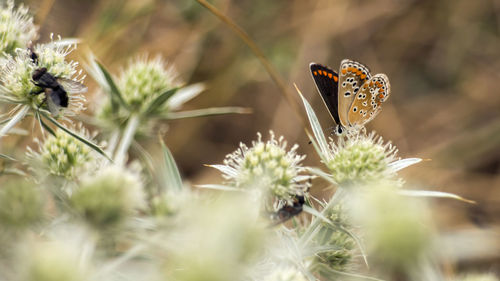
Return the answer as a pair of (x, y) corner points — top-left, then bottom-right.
(326, 130), (398, 187)
(0, 0), (38, 55)
(119, 55), (176, 111)
(0, 36), (85, 116)
(220, 131), (309, 207)
(20, 240), (88, 281)
(97, 55), (177, 121)
(349, 183), (433, 272)
(70, 165), (145, 229)
(27, 124), (96, 180)
(0, 180), (43, 231)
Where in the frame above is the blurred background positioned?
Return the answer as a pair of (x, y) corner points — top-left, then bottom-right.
(22, 0), (499, 275)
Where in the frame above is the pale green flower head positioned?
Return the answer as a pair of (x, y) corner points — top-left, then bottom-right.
(0, 36), (85, 115)
(71, 165), (145, 229)
(119, 55), (176, 112)
(0, 180), (43, 231)
(326, 131), (398, 187)
(263, 267), (308, 281)
(220, 131), (309, 206)
(21, 240), (88, 281)
(27, 125), (95, 179)
(349, 183), (433, 272)
(163, 194), (265, 281)
(97, 54), (177, 122)
(0, 0), (38, 55)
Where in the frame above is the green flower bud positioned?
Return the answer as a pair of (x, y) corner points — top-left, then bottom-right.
(219, 131), (310, 207)
(97, 55), (177, 123)
(0, 180), (43, 230)
(70, 165), (145, 228)
(22, 241), (88, 281)
(27, 125), (95, 179)
(349, 183), (433, 272)
(326, 131), (398, 187)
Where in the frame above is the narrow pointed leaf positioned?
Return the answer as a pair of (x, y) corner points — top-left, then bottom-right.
(41, 112), (112, 162)
(196, 184), (247, 192)
(297, 88), (330, 157)
(161, 107), (252, 120)
(167, 83), (205, 110)
(36, 112), (55, 136)
(160, 139), (183, 191)
(205, 164), (238, 177)
(0, 154), (16, 161)
(95, 61), (129, 112)
(306, 167), (337, 186)
(144, 87), (178, 116)
(398, 189), (476, 204)
(388, 158), (422, 172)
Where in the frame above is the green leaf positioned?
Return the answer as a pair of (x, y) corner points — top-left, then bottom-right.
(160, 138), (183, 191)
(160, 107), (252, 120)
(196, 184), (247, 192)
(298, 90), (330, 158)
(144, 87), (178, 116)
(41, 112), (113, 162)
(35, 111), (55, 136)
(0, 153), (16, 161)
(398, 189), (476, 204)
(95, 61), (130, 112)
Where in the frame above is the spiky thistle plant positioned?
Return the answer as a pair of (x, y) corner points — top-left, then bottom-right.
(26, 124), (99, 180)
(0, 0), (38, 56)
(70, 164), (145, 229)
(0, 36), (85, 133)
(205, 131), (311, 213)
(86, 53), (249, 165)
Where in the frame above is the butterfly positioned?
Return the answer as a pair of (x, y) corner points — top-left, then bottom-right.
(310, 59), (390, 134)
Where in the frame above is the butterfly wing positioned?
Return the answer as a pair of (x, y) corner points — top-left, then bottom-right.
(347, 73), (390, 127)
(310, 63), (341, 126)
(337, 59), (371, 127)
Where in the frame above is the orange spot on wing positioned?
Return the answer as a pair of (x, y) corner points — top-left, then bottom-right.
(378, 94), (384, 99)
(360, 74), (367, 79)
(341, 69), (347, 74)
(369, 82), (374, 87)
(356, 70), (362, 75)
(313, 71), (317, 75)
(328, 73), (333, 78)
(333, 76), (338, 82)
(379, 88), (384, 93)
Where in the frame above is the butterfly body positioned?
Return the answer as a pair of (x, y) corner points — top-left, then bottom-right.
(310, 59), (390, 134)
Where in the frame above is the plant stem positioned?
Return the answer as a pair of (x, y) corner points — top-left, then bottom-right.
(114, 115), (140, 165)
(0, 105), (29, 140)
(106, 129), (120, 155)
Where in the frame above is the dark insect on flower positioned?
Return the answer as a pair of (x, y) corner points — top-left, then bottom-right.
(270, 194), (305, 226)
(29, 49), (87, 116)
